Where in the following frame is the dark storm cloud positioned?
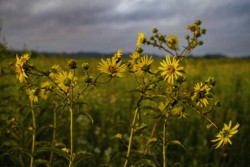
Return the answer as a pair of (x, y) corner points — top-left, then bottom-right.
(1, 0), (250, 56)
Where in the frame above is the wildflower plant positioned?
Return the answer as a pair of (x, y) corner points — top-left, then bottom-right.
(119, 20), (240, 166)
(9, 20), (240, 167)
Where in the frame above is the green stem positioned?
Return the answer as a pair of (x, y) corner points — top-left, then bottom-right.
(49, 104), (57, 165)
(124, 107), (139, 167)
(163, 120), (167, 167)
(30, 102), (36, 167)
(69, 106), (73, 167)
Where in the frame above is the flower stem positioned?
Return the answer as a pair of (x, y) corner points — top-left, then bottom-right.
(124, 95), (143, 167)
(49, 104), (57, 165)
(163, 119), (167, 167)
(30, 102), (36, 167)
(69, 106), (73, 167)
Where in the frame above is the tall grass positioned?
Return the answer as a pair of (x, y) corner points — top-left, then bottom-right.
(1, 55), (249, 166)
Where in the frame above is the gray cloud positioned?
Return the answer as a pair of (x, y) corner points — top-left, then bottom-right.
(1, 0), (250, 56)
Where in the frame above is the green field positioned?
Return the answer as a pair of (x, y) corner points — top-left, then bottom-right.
(0, 55), (250, 167)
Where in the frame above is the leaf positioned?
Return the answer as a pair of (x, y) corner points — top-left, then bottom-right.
(134, 124), (148, 135)
(71, 151), (96, 167)
(36, 147), (70, 161)
(34, 159), (50, 167)
(167, 140), (188, 152)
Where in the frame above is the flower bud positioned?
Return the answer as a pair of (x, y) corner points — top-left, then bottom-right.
(81, 63), (89, 70)
(214, 101), (221, 107)
(152, 27), (158, 33)
(68, 59), (77, 69)
(83, 76), (93, 83)
(150, 36), (154, 40)
(198, 41), (204, 46)
(201, 28), (206, 34)
(195, 20), (202, 25)
(185, 35), (190, 40)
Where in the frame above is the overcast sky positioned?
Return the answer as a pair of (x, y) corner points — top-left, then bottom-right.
(0, 0), (250, 57)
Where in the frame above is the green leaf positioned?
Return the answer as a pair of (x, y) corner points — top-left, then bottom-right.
(167, 140), (188, 152)
(36, 147), (70, 161)
(71, 151), (96, 167)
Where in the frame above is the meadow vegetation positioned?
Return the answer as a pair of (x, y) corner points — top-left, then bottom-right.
(0, 20), (249, 167)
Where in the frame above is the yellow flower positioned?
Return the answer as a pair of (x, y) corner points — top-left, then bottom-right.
(193, 82), (212, 107)
(40, 81), (51, 99)
(136, 32), (144, 47)
(55, 71), (78, 93)
(15, 53), (30, 83)
(112, 49), (122, 63)
(211, 121), (240, 149)
(27, 88), (39, 103)
(98, 58), (127, 77)
(49, 65), (62, 78)
(158, 56), (184, 85)
(133, 55), (153, 76)
(166, 35), (179, 50)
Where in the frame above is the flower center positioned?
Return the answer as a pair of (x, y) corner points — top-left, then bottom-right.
(166, 65), (175, 74)
(108, 65), (117, 74)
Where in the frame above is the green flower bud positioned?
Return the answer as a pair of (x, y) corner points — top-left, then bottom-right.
(83, 76), (93, 83)
(81, 63), (89, 70)
(195, 20), (202, 25)
(214, 101), (221, 107)
(198, 41), (204, 46)
(152, 27), (158, 33)
(201, 28), (207, 34)
(185, 35), (190, 40)
(150, 36), (154, 40)
(136, 47), (143, 53)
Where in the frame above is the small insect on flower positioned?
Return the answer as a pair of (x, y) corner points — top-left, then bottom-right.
(211, 121), (240, 149)
(158, 55), (184, 85)
(15, 53), (30, 83)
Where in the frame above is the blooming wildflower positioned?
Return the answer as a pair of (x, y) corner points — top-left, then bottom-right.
(166, 35), (179, 50)
(133, 55), (153, 76)
(211, 121), (240, 149)
(193, 82), (212, 107)
(158, 56), (184, 85)
(49, 65), (62, 78)
(136, 32), (144, 47)
(40, 81), (51, 99)
(15, 53), (30, 83)
(27, 88), (39, 103)
(55, 71), (78, 93)
(112, 49), (122, 63)
(128, 52), (140, 70)
(98, 58), (127, 77)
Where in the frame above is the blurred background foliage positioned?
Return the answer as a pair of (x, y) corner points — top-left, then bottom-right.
(0, 42), (250, 166)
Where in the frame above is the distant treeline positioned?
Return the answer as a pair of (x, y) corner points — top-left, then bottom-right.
(1, 48), (250, 59)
